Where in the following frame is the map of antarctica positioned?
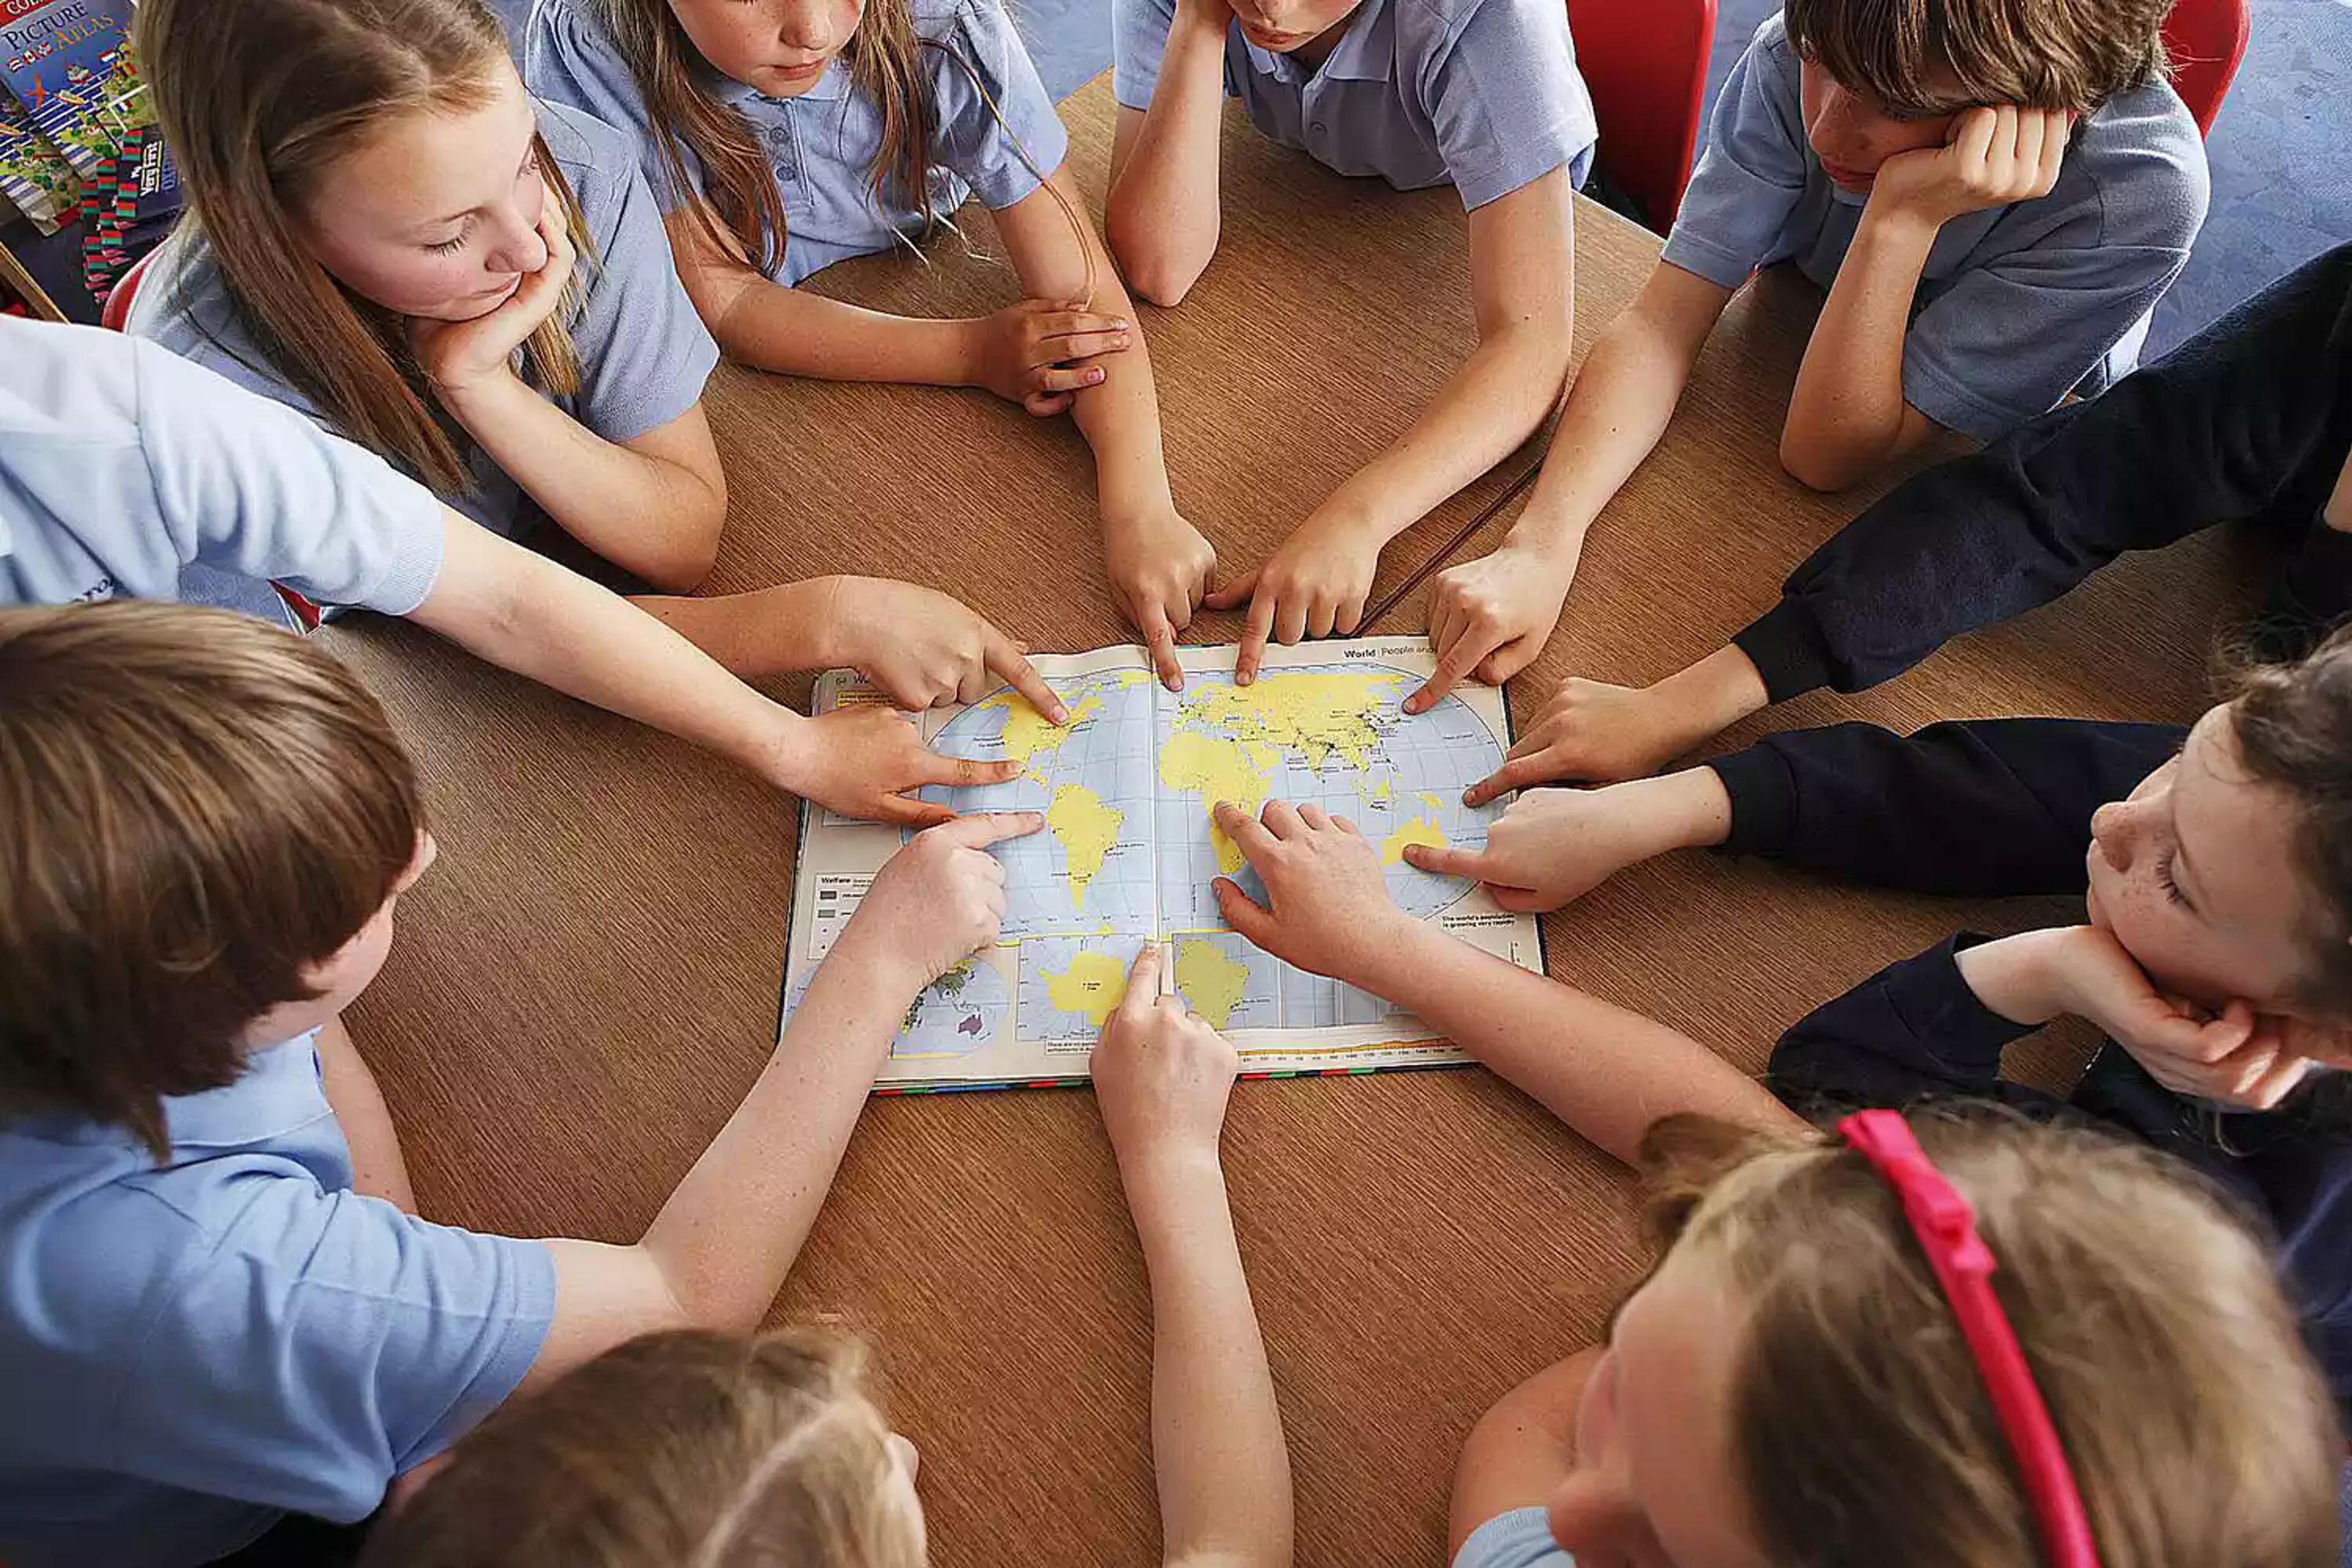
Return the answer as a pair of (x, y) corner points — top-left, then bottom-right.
(783, 639), (1544, 1088)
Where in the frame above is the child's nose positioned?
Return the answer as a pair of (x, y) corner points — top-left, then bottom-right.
(2089, 802), (2135, 872)
(485, 219), (547, 279)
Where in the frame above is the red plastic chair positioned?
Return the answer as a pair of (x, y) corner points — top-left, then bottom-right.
(2160, 0), (2250, 138)
(1566, 0), (1718, 231)
(97, 243), (159, 331)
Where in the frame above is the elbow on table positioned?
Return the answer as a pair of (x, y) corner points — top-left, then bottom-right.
(635, 490), (727, 594)
(1106, 208), (1210, 307)
(1776, 425), (1874, 494)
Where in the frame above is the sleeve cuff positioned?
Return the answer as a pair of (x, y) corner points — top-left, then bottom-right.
(1657, 226), (1760, 291)
(1709, 743), (1800, 859)
(1731, 596), (1839, 700)
(1452, 1507), (1569, 1568)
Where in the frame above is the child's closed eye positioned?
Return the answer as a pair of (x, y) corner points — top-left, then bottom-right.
(2157, 850), (2188, 907)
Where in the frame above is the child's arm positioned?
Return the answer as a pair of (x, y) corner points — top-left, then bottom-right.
(1403, 766), (1730, 911)
(1447, 1349), (1597, 1557)
(1210, 802), (1801, 1164)
(660, 208), (1131, 409)
(409, 511), (1023, 824)
(314, 1016), (417, 1213)
(1778, 107), (2072, 491)
(518, 812), (1041, 1391)
(1094, 947), (1294, 1568)
(1102, 0), (1231, 306)
(1408, 262), (1732, 710)
(413, 197), (725, 592)
(1219, 168), (1578, 682)
(996, 165), (1218, 690)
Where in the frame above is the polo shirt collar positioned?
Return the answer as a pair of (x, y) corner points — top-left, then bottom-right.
(1242, 0), (1395, 86)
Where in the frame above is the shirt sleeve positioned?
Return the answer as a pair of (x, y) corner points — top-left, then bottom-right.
(567, 149), (720, 443)
(1450, 1507), (1574, 1568)
(933, 0), (1070, 209)
(1657, 18), (1808, 288)
(1708, 717), (2180, 895)
(524, 2), (697, 212)
(114, 1183), (554, 1522)
(1111, 0), (1181, 111)
(1728, 241), (2352, 700)
(130, 337), (446, 615)
(1415, 0), (1596, 211)
(1766, 933), (2054, 1112)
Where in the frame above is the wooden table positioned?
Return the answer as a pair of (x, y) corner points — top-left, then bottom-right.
(334, 77), (2259, 1566)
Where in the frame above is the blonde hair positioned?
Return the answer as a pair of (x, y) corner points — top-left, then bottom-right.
(357, 1329), (925, 1568)
(0, 601), (422, 1163)
(1639, 1109), (2343, 1567)
(138, 0), (594, 494)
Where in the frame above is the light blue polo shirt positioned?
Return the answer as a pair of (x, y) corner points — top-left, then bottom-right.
(1454, 1507), (1572, 1567)
(0, 317), (443, 616)
(1112, 0), (1595, 211)
(0, 1033), (555, 1568)
(525, 0), (1071, 287)
(1661, 12), (2208, 440)
(131, 98), (716, 620)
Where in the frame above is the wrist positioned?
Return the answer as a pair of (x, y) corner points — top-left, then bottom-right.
(1655, 644), (1770, 736)
(790, 576), (856, 667)
(426, 360), (527, 426)
(946, 317), (990, 390)
(1496, 519), (1586, 575)
(1341, 912), (1442, 991)
(1118, 1139), (1226, 1195)
(1954, 929), (2077, 1027)
(1855, 198), (1947, 253)
(1638, 767), (1735, 854)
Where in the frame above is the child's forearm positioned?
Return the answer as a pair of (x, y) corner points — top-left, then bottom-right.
(314, 1016), (418, 1213)
(631, 578), (847, 679)
(1779, 208), (1939, 491)
(435, 374), (723, 592)
(1502, 274), (1724, 569)
(1356, 920), (1800, 1164)
(1104, 6), (1231, 305)
(407, 511), (814, 792)
(1312, 315), (1572, 550)
(707, 271), (986, 386)
(1123, 1147), (1293, 1568)
(633, 927), (914, 1328)
(1068, 265), (1182, 523)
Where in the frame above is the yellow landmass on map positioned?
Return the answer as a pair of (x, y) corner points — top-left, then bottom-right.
(1040, 949), (1130, 1026)
(976, 690), (1101, 771)
(1177, 671), (1406, 771)
(1175, 938), (1251, 1030)
(1046, 783), (1123, 907)
(1158, 731), (1281, 873)
(1417, 791), (1446, 813)
(1382, 816), (1447, 866)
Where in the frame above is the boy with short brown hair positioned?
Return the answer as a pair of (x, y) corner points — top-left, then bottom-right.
(0, 600), (1040, 1568)
(1412, 0), (2209, 709)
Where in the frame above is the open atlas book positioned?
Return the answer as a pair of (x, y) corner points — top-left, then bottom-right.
(782, 636), (1544, 1091)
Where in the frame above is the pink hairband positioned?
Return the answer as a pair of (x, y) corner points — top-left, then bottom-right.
(1840, 1109), (2100, 1568)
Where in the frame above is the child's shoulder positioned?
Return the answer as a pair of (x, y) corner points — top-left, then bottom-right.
(2059, 78), (2209, 251)
(907, 0), (1022, 51)
(126, 232), (323, 419)
(1388, 0), (1574, 47)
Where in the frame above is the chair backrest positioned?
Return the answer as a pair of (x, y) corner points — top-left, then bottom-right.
(2159, 0), (2250, 138)
(98, 243), (160, 331)
(1565, 0), (1717, 232)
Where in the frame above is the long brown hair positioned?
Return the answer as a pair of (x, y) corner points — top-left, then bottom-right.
(1638, 1108), (2342, 1567)
(357, 1329), (925, 1568)
(138, 0), (594, 494)
(591, 0), (937, 274)
(0, 602), (423, 1163)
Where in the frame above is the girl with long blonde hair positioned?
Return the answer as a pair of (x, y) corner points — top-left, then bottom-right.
(525, 0), (1217, 690)
(133, 0), (1067, 820)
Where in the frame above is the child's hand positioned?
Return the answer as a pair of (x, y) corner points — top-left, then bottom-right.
(782, 706), (1024, 826)
(1091, 944), (1239, 1164)
(411, 186), (575, 401)
(818, 578), (1066, 720)
(1464, 677), (1700, 803)
(1205, 511), (1384, 685)
(1408, 543), (1581, 712)
(837, 811), (1042, 992)
(1104, 503), (1218, 690)
(1210, 800), (1412, 984)
(970, 299), (1134, 416)
(1868, 105), (2075, 227)
(2024, 924), (2330, 1110)
(1399, 783), (1673, 910)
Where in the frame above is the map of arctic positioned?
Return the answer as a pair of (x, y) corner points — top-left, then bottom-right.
(782, 638), (1545, 1088)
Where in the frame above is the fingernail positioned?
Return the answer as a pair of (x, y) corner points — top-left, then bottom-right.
(1087, 370), (1104, 383)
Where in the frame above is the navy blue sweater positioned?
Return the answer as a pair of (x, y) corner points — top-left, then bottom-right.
(1711, 718), (2352, 1411)
(1732, 241), (2352, 700)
